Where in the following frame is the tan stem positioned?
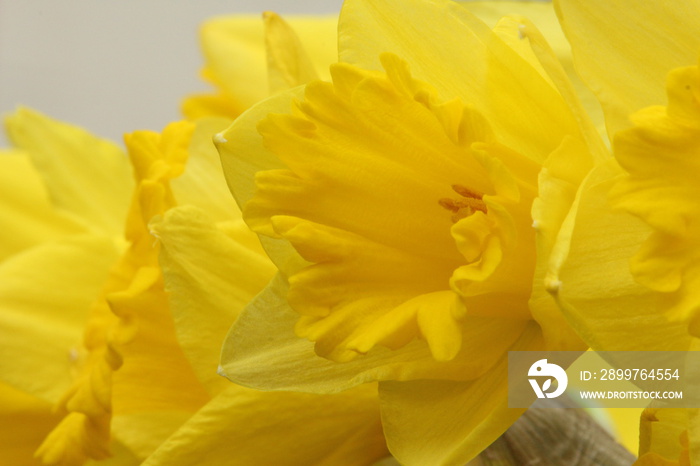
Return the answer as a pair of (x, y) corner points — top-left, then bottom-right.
(469, 397), (636, 466)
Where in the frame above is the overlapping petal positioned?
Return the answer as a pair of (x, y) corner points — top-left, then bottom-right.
(152, 204), (275, 394)
(143, 384), (387, 466)
(183, 14), (337, 119)
(4, 107), (133, 237)
(555, 0), (700, 135)
(0, 151), (87, 260)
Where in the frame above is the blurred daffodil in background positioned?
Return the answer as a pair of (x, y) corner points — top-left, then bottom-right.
(0, 108), (387, 466)
(0, 12), (389, 466)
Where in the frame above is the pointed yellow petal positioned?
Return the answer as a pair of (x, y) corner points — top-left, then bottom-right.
(216, 88), (304, 276)
(142, 384), (387, 466)
(463, 1), (607, 142)
(0, 151), (87, 260)
(193, 14), (337, 117)
(4, 107), (133, 236)
(217, 89), (300, 207)
(170, 117), (239, 223)
(197, 15), (268, 113)
(491, 15), (608, 162)
(339, 0), (581, 162)
(378, 323), (542, 465)
(264, 12), (320, 94)
(555, 0), (700, 135)
(0, 236), (119, 402)
(151, 205), (275, 394)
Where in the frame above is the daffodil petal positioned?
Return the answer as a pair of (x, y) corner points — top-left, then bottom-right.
(339, 0), (581, 162)
(111, 411), (194, 461)
(85, 442), (141, 466)
(264, 12), (320, 94)
(182, 94), (241, 121)
(109, 264), (209, 417)
(194, 15), (337, 115)
(217, 89), (300, 208)
(0, 151), (87, 260)
(463, 1), (607, 141)
(151, 205), (275, 394)
(170, 117), (239, 223)
(530, 136), (593, 350)
(492, 15), (608, 162)
(220, 275), (527, 392)
(4, 107), (133, 236)
(0, 236), (119, 403)
(283, 15), (338, 83)
(196, 15), (268, 113)
(549, 160), (691, 351)
(378, 322), (542, 466)
(142, 384), (387, 466)
(554, 0), (700, 135)
(216, 87), (305, 275)
(0, 382), (61, 465)
(639, 408), (688, 461)
(605, 408), (643, 456)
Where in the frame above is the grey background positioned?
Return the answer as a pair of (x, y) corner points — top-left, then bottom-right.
(0, 1), (344, 147)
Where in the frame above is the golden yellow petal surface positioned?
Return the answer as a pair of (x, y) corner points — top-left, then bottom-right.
(0, 151), (87, 261)
(0, 236), (119, 403)
(0, 383), (62, 466)
(152, 204), (276, 395)
(555, 0), (700, 135)
(183, 14), (337, 120)
(635, 408), (690, 466)
(170, 117), (238, 223)
(142, 384), (387, 466)
(4, 107), (133, 237)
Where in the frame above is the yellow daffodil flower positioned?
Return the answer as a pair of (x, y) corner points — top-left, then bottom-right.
(542, 0), (700, 463)
(213, 0), (623, 463)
